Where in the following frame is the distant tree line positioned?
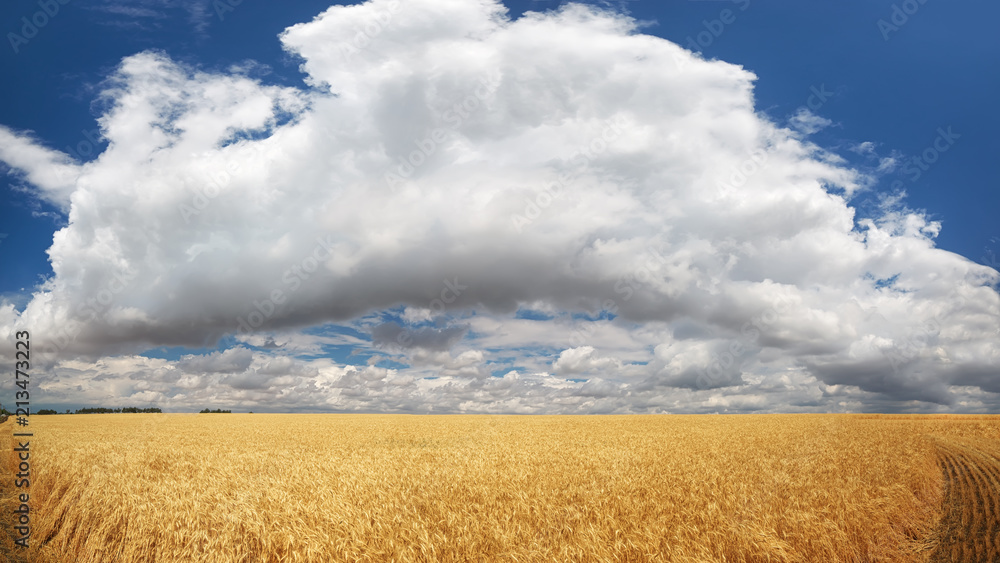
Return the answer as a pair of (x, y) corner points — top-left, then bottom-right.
(32, 407), (240, 414)
(78, 407), (162, 414)
(34, 407), (163, 414)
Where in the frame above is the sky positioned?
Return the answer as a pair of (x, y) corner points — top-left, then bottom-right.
(0, 0), (998, 414)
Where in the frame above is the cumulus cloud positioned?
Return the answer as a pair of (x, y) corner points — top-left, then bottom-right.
(0, 0), (998, 413)
(553, 346), (623, 375)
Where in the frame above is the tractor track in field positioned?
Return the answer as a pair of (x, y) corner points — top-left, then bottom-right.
(929, 437), (1000, 562)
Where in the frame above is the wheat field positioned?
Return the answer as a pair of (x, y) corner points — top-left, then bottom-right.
(2, 413), (999, 562)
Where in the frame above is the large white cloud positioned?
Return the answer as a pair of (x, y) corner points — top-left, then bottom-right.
(1, 0), (998, 412)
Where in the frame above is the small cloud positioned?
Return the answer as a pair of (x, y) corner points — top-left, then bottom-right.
(847, 142), (899, 175)
(94, 5), (166, 18)
(982, 237), (1000, 269)
(856, 142), (876, 154)
(401, 307), (433, 324)
(877, 190), (907, 211)
(88, 0), (213, 34)
(789, 107), (832, 134)
(876, 157), (898, 173)
(849, 141), (876, 155)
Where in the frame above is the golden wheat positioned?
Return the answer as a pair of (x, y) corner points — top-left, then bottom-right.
(3, 413), (1000, 562)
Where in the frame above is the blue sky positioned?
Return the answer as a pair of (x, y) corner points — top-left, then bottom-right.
(1, 0), (998, 413)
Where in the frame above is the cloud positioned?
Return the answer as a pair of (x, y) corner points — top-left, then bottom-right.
(177, 346), (253, 373)
(0, 127), (80, 211)
(371, 321), (467, 351)
(0, 0), (998, 413)
(87, 0), (215, 33)
(788, 107), (833, 135)
(18, 348), (1000, 414)
(850, 141), (876, 155)
(553, 346), (623, 375)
